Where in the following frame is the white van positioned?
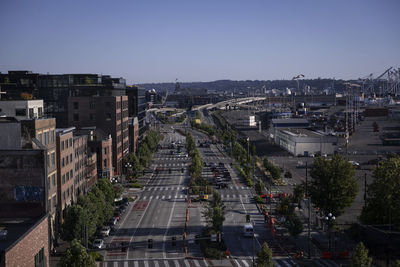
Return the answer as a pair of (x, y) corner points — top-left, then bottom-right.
(243, 223), (254, 237)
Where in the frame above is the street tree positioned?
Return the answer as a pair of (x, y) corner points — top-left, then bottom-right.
(285, 214), (304, 238)
(138, 142), (151, 167)
(350, 242), (372, 267)
(96, 178), (114, 204)
(255, 178), (265, 195)
(256, 242), (275, 267)
(360, 156), (400, 225)
(276, 197), (295, 219)
(292, 183), (305, 206)
(126, 153), (142, 179)
(59, 239), (96, 267)
(61, 205), (88, 242)
(309, 155), (358, 217)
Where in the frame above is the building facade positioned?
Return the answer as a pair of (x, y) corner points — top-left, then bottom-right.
(67, 96), (129, 176)
(56, 128), (75, 223)
(274, 128), (338, 156)
(0, 100), (44, 120)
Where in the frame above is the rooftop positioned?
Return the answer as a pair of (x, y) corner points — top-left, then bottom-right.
(0, 215), (47, 253)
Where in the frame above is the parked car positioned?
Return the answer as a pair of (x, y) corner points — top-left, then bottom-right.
(109, 217), (118, 226)
(100, 226), (111, 237)
(93, 239), (104, 249)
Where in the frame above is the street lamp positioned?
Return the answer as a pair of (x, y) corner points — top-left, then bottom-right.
(125, 162), (132, 183)
(325, 213), (336, 254)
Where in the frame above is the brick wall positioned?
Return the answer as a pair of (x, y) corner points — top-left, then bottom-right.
(5, 216), (49, 267)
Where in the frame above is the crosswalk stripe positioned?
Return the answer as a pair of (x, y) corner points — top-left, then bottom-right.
(113, 261), (118, 267)
(241, 259), (249, 267)
(162, 196), (165, 199)
(234, 259), (241, 267)
(143, 196), (147, 200)
(193, 260), (200, 267)
(154, 261), (160, 267)
(227, 195), (230, 198)
(124, 261), (128, 267)
(233, 194), (236, 198)
(156, 196), (159, 199)
(168, 195), (171, 199)
(164, 260), (170, 267)
(150, 196), (153, 200)
(175, 195), (178, 199)
(134, 261), (139, 267)
(273, 260), (282, 267)
(184, 260), (190, 267)
(180, 195), (183, 198)
(281, 259), (292, 267)
(203, 259), (209, 266)
(174, 259), (180, 267)
(144, 261), (149, 267)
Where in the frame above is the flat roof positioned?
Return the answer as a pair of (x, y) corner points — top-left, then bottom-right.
(271, 118), (309, 124)
(0, 215), (47, 253)
(281, 128), (323, 138)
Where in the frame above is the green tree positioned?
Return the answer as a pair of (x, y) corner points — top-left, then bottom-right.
(276, 197), (295, 219)
(127, 153), (143, 179)
(292, 183), (305, 205)
(309, 155), (358, 217)
(255, 178), (265, 195)
(138, 142), (151, 167)
(97, 178), (114, 204)
(61, 205), (88, 242)
(59, 239), (96, 267)
(360, 156), (400, 225)
(285, 214), (304, 238)
(350, 242), (372, 267)
(269, 166), (281, 180)
(256, 242), (275, 267)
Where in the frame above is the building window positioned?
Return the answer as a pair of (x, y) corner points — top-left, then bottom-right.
(104, 147), (107, 154)
(29, 108), (34, 118)
(52, 174), (56, 187)
(104, 159), (107, 166)
(70, 170), (73, 179)
(38, 107), (43, 117)
(63, 191), (65, 200)
(15, 108), (27, 116)
(34, 247), (44, 267)
(66, 156), (69, 165)
(73, 113), (79, 121)
(62, 158), (65, 167)
(37, 133), (42, 143)
(44, 132), (49, 145)
(61, 141), (64, 150)
(62, 174), (65, 184)
(90, 113), (95, 121)
(66, 172), (69, 180)
(52, 196), (56, 208)
(67, 188), (70, 197)
(51, 152), (55, 166)
(106, 113), (111, 120)
(66, 139), (69, 148)
(73, 102), (79, 109)
(90, 101), (95, 109)
(51, 130), (55, 143)
(70, 154), (72, 162)
(69, 138), (72, 147)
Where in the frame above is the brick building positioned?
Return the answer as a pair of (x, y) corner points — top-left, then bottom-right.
(67, 96), (129, 176)
(20, 118), (58, 247)
(0, 215), (49, 267)
(56, 128), (75, 223)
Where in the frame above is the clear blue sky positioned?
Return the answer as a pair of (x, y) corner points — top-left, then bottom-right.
(0, 0), (399, 84)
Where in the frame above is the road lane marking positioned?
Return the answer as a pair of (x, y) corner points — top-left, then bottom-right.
(162, 196), (165, 199)
(168, 195), (171, 199)
(184, 260), (190, 267)
(203, 259), (209, 266)
(126, 199), (153, 260)
(164, 260), (170, 267)
(174, 259), (180, 267)
(154, 261), (160, 267)
(193, 260), (200, 267)
(241, 259), (249, 267)
(134, 261), (139, 267)
(156, 196), (159, 199)
(143, 196), (147, 200)
(144, 261), (149, 267)
(281, 259), (292, 267)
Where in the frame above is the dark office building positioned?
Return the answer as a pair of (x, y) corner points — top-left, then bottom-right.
(37, 74), (126, 127)
(0, 71), (39, 100)
(126, 85), (147, 139)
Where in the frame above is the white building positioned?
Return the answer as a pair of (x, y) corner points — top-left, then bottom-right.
(243, 115), (256, 127)
(274, 128), (338, 156)
(0, 100), (44, 120)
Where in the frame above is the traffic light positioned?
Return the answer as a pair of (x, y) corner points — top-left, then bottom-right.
(172, 236), (176, 246)
(148, 239), (153, 249)
(246, 214), (250, 223)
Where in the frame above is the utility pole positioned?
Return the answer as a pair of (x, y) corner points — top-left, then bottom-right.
(306, 162), (311, 259)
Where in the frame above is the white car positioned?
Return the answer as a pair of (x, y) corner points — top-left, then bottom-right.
(100, 226), (111, 237)
(93, 239), (104, 249)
